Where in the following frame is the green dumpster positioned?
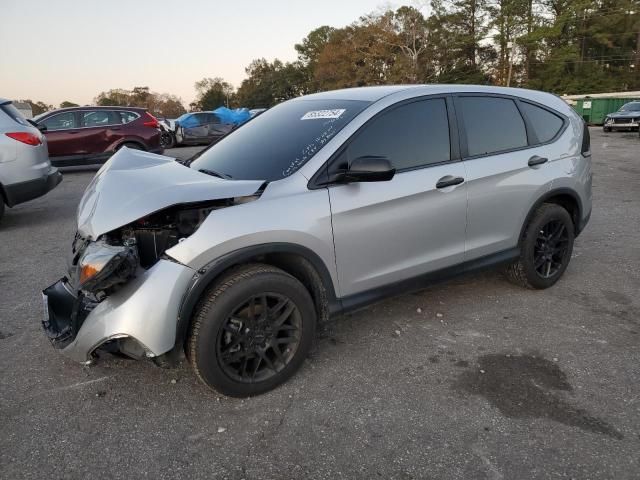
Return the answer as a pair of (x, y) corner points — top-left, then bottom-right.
(575, 98), (640, 125)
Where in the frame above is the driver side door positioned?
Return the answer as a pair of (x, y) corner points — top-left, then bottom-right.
(327, 97), (468, 298)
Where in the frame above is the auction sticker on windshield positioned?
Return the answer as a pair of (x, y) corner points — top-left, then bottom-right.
(301, 109), (346, 120)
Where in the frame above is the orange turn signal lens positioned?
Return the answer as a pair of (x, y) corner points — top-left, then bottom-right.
(79, 264), (100, 284)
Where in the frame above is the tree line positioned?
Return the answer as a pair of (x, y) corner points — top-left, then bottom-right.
(215, 0), (640, 108)
(21, 0), (639, 114)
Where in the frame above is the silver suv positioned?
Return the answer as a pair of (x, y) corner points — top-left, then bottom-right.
(43, 85), (592, 396)
(0, 98), (62, 221)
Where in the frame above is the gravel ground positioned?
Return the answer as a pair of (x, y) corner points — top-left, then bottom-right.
(1, 130), (639, 479)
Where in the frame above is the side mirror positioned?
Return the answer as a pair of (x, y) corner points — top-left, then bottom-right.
(342, 156), (395, 183)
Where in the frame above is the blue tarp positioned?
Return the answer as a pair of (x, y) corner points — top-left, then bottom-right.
(213, 107), (251, 125)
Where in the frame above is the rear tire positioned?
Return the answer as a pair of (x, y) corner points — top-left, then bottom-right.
(187, 264), (316, 397)
(504, 204), (575, 289)
(603, 127), (612, 132)
(0, 196), (4, 222)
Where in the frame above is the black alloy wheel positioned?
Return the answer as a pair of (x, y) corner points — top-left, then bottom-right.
(217, 293), (302, 383)
(504, 203), (575, 289)
(187, 264), (316, 397)
(533, 219), (570, 279)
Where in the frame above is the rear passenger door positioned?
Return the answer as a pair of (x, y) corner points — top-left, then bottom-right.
(454, 95), (567, 260)
(78, 110), (123, 156)
(328, 97), (468, 297)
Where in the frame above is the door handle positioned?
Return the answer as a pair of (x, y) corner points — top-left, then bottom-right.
(436, 175), (465, 189)
(528, 155), (548, 167)
(67, 131), (80, 134)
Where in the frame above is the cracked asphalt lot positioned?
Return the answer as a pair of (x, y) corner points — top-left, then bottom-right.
(1, 133), (639, 479)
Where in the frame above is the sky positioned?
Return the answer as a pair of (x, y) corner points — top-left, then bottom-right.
(0, 0), (400, 107)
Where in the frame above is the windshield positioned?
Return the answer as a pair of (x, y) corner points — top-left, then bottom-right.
(189, 99), (370, 181)
(619, 103), (640, 112)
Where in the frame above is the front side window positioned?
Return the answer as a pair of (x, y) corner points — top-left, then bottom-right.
(41, 112), (78, 131)
(458, 97), (528, 157)
(520, 102), (564, 144)
(335, 98), (451, 171)
(204, 113), (220, 125)
(82, 110), (120, 127)
(189, 99), (370, 181)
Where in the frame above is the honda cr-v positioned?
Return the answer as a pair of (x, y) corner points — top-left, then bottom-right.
(42, 85), (592, 396)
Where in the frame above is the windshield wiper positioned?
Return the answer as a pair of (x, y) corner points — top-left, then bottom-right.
(198, 168), (232, 180)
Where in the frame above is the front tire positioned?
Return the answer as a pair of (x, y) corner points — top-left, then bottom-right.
(0, 197), (4, 222)
(187, 264), (316, 397)
(505, 204), (575, 289)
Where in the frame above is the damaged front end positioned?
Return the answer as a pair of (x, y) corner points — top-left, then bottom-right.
(42, 148), (266, 363)
(42, 198), (246, 360)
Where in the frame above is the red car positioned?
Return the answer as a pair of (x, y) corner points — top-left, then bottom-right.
(33, 106), (163, 167)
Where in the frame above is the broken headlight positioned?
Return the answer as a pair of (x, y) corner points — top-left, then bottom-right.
(76, 242), (138, 292)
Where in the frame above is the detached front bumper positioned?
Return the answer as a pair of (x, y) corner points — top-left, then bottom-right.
(42, 259), (196, 363)
(604, 119), (639, 130)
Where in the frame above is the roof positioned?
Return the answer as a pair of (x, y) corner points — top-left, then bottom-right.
(298, 85), (421, 102)
(295, 84), (565, 105)
(43, 105), (147, 115)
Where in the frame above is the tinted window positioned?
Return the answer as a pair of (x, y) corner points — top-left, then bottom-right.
(520, 102), (564, 143)
(0, 103), (29, 126)
(339, 98), (450, 170)
(189, 99), (370, 181)
(119, 111), (139, 124)
(459, 97), (527, 156)
(619, 102), (640, 112)
(83, 110), (120, 127)
(42, 112), (78, 131)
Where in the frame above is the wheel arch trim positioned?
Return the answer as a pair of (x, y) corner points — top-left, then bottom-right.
(172, 243), (339, 352)
(519, 187), (584, 241)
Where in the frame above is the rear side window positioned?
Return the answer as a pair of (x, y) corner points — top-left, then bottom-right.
(41, 112), (78, 131)
(520, 102), (564, 143)
(82, 110), (121, 127)
(119, 111), (139, 124)
(458, 97), (527, 156)
(0, 103), (29, 126)
(340, 98), (451, 170)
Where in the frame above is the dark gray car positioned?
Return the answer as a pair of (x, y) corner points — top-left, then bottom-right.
(603, 101), (640, 132)
(174, 112), (234, 146)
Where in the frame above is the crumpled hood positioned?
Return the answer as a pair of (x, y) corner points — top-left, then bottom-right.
(77, 148), (264, 239)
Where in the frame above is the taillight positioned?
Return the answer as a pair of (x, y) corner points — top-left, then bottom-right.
(5, 132), (42, 146)
(143, 112), (159, 128)
(581, 121), (591, 157)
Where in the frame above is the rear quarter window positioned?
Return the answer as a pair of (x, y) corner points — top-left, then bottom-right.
(119, 111), (140, 124)
(519, 102), (565, 143)
(0, 103), (29, 126)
